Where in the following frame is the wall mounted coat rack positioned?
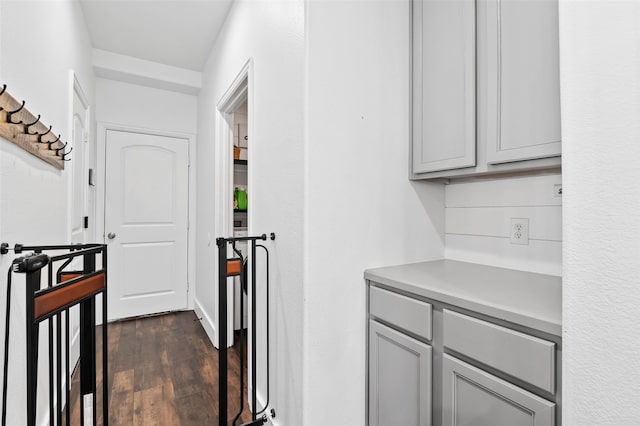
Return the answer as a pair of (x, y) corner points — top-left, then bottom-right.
(0, 84), (71, 170)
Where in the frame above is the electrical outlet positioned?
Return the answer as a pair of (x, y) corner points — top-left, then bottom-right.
(510, 218), (529, 245)
(554, 184), (563, 197)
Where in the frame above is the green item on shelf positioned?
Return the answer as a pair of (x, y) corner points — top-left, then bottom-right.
(234, 187), (247, 211)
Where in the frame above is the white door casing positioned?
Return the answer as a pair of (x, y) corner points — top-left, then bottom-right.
(70, 78), (90, 245)
(104, 129), (189, 320)
(215, 63), (251, 349)
(67, 73), (91, 389)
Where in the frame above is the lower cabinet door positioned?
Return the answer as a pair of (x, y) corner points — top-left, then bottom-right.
(442, 354), (555, 426)
(369, 320), (432, 426)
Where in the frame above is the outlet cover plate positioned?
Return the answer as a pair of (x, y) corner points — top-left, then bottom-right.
(510, 218), (529, 245)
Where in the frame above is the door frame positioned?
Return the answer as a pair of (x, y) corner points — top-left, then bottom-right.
(64, 71), (92, 404)
(208, 59), (253, 350)
(96, 122), (197, 313)
(66, 71), (92, 243)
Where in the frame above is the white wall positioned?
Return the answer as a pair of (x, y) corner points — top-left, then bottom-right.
(304, 1), (444, 424)
(93, 48), (202, 95)
(0, 1), (94, 424)
(196, 2), (305, 425)
(95, 78), (197, 133)
(559, 1), (640, 424)
(445, 174), (562, 276)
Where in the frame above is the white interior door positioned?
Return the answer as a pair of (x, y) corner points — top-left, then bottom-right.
(105, 129), (189, 320)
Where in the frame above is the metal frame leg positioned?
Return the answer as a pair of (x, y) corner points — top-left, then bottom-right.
(25, 268), (41, 426)
(217, 238), (228, 426)
(80, 254), (97, 425)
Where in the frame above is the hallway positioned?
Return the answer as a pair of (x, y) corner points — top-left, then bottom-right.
(66, 311), (250, 425)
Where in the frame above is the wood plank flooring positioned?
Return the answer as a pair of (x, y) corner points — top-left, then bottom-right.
(64, 310), (251, 425)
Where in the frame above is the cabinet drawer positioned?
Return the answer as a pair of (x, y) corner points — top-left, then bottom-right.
(443, 309), (555, 393)
(369, 286), (432, 341)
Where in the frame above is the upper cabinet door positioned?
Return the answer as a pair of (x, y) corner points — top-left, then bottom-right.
(412, 0), (476, 174)
(485, 0), (561, 164)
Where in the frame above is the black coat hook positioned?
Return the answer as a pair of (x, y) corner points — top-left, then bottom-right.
(47, 134), (61, 150)
(6, 100), (25, 124)
(54, 142), (68, 155)
(24, 114), (41, 134)
(37, 126), (53, 143)
(60, 147), (72, 161)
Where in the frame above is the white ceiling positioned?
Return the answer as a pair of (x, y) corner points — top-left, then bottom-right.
(79, 0), (234, 71)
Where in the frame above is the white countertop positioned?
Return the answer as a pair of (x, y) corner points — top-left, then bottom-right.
(364, 259), (562, 337)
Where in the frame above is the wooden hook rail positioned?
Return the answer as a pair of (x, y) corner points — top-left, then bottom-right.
(0, 84), (69, 169)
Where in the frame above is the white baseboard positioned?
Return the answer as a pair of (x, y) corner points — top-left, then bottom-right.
(194, 297), (217, 347)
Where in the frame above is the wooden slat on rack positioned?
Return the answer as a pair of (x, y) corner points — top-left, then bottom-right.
(0, 86), (65, 169)
(226, 258), (242, 277)
(60, 273), (82, 282)
(34, 272), (105, 321)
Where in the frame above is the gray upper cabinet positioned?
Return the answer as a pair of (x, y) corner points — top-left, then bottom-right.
(484, 0), (561, 164)
(412, 0), (476, 174)
(369, 320), (432, 426)
(411, 0), (562, 180)
(443, 354), (555, 426)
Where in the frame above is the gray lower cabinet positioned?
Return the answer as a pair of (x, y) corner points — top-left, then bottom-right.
(366, 277), (560, 426)
(442, 354), (555, 426)
(368, 320), (432, 426)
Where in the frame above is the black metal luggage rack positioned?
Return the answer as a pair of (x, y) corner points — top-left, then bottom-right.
(0, 243), (108, 426)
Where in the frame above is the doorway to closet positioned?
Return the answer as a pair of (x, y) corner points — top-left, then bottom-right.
(231, 100), (249, 338)
(216, 62), (269, 420)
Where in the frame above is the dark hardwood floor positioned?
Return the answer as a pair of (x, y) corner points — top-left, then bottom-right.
(65, 310), (251, 425)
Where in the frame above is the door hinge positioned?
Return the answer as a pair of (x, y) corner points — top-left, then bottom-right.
(83, 216), (89, 229)
(88, 168), (95, 186)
